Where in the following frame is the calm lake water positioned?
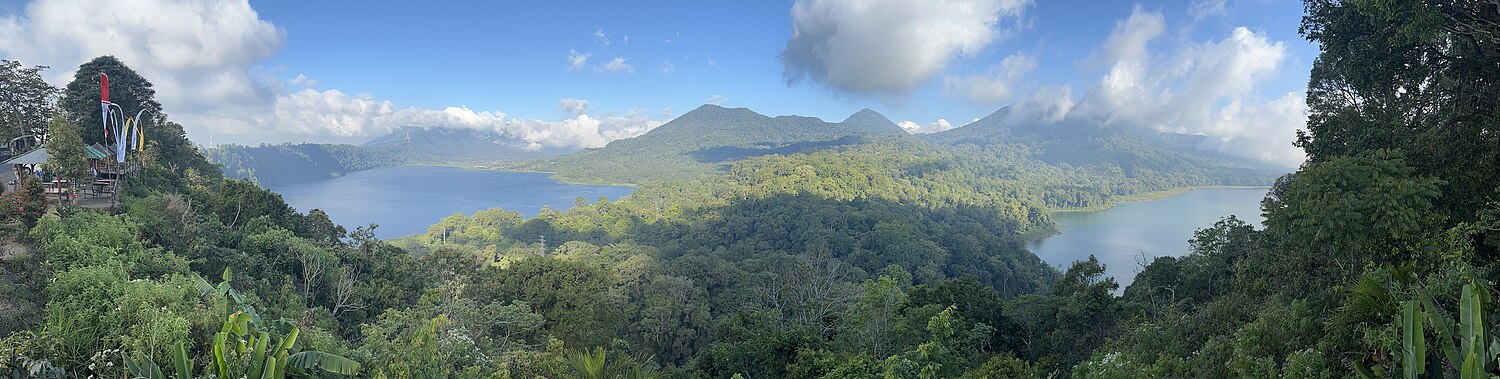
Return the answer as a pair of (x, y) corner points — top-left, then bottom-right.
(266, 166), (635, 239)
(1026, 188), (1269, 288)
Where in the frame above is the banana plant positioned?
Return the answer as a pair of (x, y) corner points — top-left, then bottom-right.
(122, 342), (192, 379)
(556, 348), (661, 379)
(194, 269), (258, 321)
(1358, 279), (1499, 379)
(125, 269), (360, 379)
(208, 313), (360, 379)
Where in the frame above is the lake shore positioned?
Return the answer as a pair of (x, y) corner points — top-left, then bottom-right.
(1027, 187), (1270, 288)
(266, 166), (635, 239)
(1049, 185), (1271, 213)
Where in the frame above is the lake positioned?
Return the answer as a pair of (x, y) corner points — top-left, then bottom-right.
(266, 166), (635, 239)
(1026, 188), (1269, 289)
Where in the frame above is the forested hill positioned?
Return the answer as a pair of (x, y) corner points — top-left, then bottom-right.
(515, 105), (912, 184)
(524, 104), (1284, 208)
(924, 106), (1282, 187)
(206, 126), (569, 186)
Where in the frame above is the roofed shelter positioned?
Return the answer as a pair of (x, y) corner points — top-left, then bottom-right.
(2, 144), (119, 198)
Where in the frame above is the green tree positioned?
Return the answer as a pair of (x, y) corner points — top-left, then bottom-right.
(1051, 256), (1123, 368)
(1298, 0), (1500, 222)
(42, 115), (87, 204)
(466, 256), (623, 348)
(0, 59), (58, 141)
(845, 266), (913, 358)
(1259, 149), (1443, 298)
(634, 275), (710, 365)
(59, 56), (161, 147)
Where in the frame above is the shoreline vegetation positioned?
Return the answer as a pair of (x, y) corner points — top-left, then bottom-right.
(274, 163), (1268, 242)
(1047, 185), (1272, 213)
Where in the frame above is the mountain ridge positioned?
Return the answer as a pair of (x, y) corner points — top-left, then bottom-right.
(514, 105), (912, 184)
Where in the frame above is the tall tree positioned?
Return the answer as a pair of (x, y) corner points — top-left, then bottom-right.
(1297, 0), (1500, 221)
(0, 60), (58, 142)
(43, 115), (87, 203)
(58, 56), (162, 146)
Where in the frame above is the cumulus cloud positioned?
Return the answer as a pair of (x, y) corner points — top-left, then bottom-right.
(0, 0), (671, 148)
(704, 95), (729, 106)
(897, 119), (955, 134)
(595, 57), (633, 74)
(278, 96), (666, 150)
(0, 0), (283, 134)
(559, 98), (590, 115)
(781, 0), (1032, 96)
(270, 88), (394, 138)
(567, 49), (592, 71)
(659, 60), (676, 73)
(1045, 6), (1305, 166)
(1006, 85), (1076, 124)
(945, 52), (1036, 104)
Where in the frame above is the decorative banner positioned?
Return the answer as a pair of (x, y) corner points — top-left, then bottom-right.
(99, 73), (110, 139)
(97, 72), (148, 164)
(117, 118), (130, 162)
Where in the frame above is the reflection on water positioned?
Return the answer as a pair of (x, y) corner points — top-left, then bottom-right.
(1026, 188), (1269, 289)
(267, 166), (635, 239)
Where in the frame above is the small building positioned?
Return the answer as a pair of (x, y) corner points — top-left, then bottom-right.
(1, 144), (115, 194)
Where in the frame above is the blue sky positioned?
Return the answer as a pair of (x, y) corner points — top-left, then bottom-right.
(0, 0), (1317, 165)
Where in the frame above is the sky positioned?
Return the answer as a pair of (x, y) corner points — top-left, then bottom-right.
(0, 0), (1317, 166)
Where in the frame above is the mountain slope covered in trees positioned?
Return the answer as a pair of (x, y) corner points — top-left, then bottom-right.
(523, 104), (1284, 209)
(516, 105), (912, 185)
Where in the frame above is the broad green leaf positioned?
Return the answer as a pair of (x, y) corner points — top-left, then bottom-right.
(285, 351), (362, 376)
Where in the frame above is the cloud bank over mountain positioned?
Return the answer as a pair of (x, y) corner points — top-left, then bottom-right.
(0, 0), (668, 147)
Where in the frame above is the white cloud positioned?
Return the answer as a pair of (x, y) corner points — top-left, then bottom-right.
(269, 88), (394, 138)
(287, 74), (317, 89)
(593, 28), (609, 47)
(659, 59), (677, 73)
(0, 0), (284, 136)
(897, 119), (955, 134)
(568, 49), (591, 71)
(559, 98), (590, 115)
(373, 103), (663, 151)
(594, 56), (634, 74)
(704, 95), (729, 106)
(1008, 85), (1076, 123)
(1188, 0), (1229, 22)
(1060, 6), (1305, 166)
(945, 52), (1036, 104)
(622, 35), (630, 45)
(707, 57), (717, 66)
(781, 0), (1032, 96)
(0, 0), (672, 148)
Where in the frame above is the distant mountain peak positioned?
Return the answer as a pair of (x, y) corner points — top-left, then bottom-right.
(843, 108), (885, 122)
(841, 108), (905, 134)
(681, 104), (756, 117)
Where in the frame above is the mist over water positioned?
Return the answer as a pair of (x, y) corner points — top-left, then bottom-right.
(266, 166), (636, 239)
(1027, 188), (1269, 289)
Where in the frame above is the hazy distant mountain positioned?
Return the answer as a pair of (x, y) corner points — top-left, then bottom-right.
(923, 107), (1283, 185)
(517, 105), (911, 184)
(208, 126), (573, 186)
